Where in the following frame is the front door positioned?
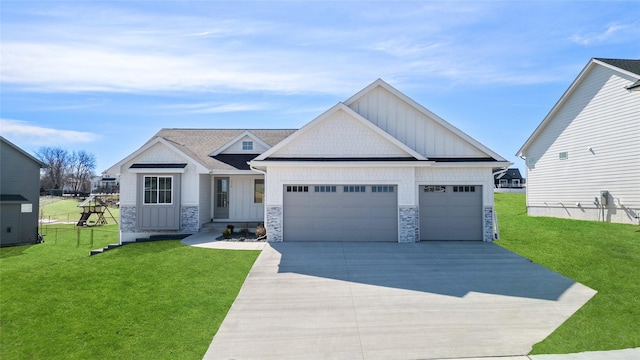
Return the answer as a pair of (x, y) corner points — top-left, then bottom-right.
(214, 177), (229, 219)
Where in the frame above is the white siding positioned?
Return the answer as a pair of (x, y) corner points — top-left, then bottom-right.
(228, 175), (264, 221)
(524, 64), (640, 224)
(271, 109), (411, 158)
(220, 135), (269, 154)
(348, 87), (487, 158)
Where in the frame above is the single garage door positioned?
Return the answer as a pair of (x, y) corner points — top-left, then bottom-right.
(419, 185), (482, 241)
(283, 185), (397, 241)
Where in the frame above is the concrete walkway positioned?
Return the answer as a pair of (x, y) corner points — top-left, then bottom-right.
(198, 241), (597, 360)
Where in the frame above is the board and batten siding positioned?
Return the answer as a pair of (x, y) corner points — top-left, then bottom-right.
(347, 86), (487, 158)
(227, 175), (265, 221)
(524, 64), (640, 224)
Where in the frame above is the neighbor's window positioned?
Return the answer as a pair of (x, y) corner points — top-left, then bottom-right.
(559, 151), (568, 160)
(242, 141), (253, 150)
(144, 176), (172, 204)
(254, 179), (264, 203)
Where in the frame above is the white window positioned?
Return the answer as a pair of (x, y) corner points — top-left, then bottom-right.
(144, 176), (172, 204)
(242, 141), (253, 150)
(512, 179), (521, 187)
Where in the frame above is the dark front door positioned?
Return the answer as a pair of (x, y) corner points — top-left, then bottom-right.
(214, 177), (229, 219)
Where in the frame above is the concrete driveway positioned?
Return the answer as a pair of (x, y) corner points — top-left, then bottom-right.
(203, 241), (596, 360)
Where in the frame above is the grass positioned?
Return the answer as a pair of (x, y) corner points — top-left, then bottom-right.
(494, 193), (640, 354)
(0, 224), (260, 360)
(39, 196), (119, 224)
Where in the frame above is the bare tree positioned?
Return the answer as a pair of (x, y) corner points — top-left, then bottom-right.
(36, 147), (69, 193)
(68, 150), (96, 194)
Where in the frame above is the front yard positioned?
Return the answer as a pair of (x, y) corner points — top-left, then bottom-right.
(0, 224), (259, 360)
(495, 193), (640, 354)
(1, 194), (638, 358)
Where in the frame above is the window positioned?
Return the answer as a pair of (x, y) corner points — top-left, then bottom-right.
(424, 185), (446, 192)
(453, 185), (475, 192)
(286, 185), (308, 192)
(344, 185), (366, 193)
(144, 176), (172, 204)
(314, 185), (336, 193)
(559, 151), (568, 160)
(242, 141), (253, 150)
(512, 179), (520, 187)
(372, 185), (394, 193)
(499, 179), (508, 188)
(254, 179), (264, 203)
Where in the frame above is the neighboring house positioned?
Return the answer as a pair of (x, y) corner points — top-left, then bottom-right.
(108, 79), (510, 243)
(0, 136), (45, 246)
(494, 168), (524, 188)
(517, 58), (640, 224)
(91, 174), (119, 193)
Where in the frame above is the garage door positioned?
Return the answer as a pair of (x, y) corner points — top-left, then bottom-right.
(283, 185), (397, 241)
(419, 185), (482, 241)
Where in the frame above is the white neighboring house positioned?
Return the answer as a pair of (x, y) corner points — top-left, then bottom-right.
(108, 79), (510, 243)
(517, 58), (640, 224)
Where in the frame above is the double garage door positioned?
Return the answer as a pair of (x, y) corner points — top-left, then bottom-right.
(283, 185), (397, 241)
(283, 184), (483, 242)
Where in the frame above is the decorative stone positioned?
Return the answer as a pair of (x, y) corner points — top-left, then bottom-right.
(120, 206), (136, 232)
(266, 206), (283, 242)
(484, 207), (494, 242)
(399, 206), (419, 243)
(181, 206), (199, 232)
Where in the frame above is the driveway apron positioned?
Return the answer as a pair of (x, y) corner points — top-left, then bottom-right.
(203, 242), (596, 360)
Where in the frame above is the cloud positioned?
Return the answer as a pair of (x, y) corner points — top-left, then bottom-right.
(569, 23), (631, 45)
(0, 119), (101, 145)
(162, 102), (272, 114)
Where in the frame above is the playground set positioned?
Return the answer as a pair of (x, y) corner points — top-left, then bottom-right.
(76, 195), (117, 226)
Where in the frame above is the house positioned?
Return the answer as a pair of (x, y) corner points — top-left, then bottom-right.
(108, 79), (511, 243)
(517, 58), (640, 224)
(91, 173), (119, 194)
(0, 136), (45, 246)
(494, 168), (524, 188)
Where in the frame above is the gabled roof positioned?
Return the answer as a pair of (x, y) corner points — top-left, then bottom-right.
(517, 58), (640, 157)
(0, 136), (45, 167)
(209, 130), (272, 156)
(107, 129), (296, 173)
(495, 168), (523, 180)
(345, 79), (507, 162)
(253, 103), (427, 161)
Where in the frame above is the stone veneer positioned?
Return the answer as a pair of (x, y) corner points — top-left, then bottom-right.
(181, 206), (199, 233)
(399, 206), (419, 243)
(484, 207), (494, 242)
(120, 206), (136, 232)
(266, 206), (283, 242)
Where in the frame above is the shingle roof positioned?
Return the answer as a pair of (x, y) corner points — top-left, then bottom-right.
(595, 58), (640, 76)
(152, 129), (297, 170)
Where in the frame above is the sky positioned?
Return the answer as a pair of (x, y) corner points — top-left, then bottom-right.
(1, 1), (639, 175)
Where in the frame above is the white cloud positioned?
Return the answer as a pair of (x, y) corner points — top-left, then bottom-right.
(569, 23), (631, 45)
(0, 119), (101, 145)
(162, 102), (272, 114)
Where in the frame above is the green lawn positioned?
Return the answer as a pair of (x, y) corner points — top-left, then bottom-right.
(494, 193), (640, 354)
(0, 224), (259, 360)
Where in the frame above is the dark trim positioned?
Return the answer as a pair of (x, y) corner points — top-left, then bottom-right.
(213, 154), (259, 170)
(130, 163), (187, 169)
(428, 157), (497, 162)
(0, 194), (29, 202)
(264, 157), (419, 162)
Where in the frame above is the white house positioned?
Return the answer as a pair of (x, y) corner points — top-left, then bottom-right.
(108, 79), (510, 243)
(517, 58), (640, 224)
